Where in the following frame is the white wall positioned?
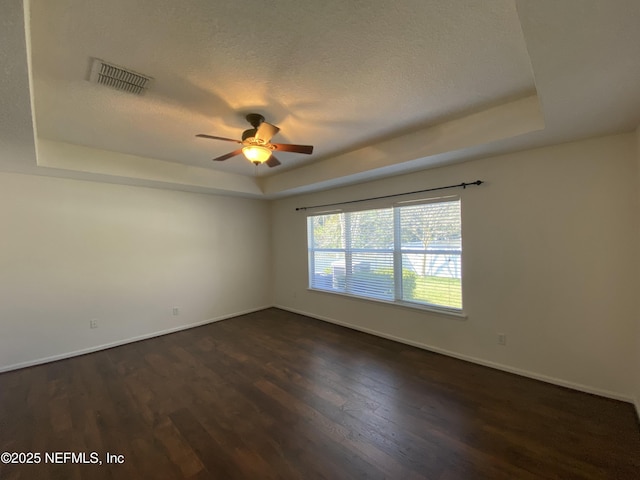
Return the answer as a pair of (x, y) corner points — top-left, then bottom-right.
(271, 133), (638, 400)
(0, 171), (271, 371)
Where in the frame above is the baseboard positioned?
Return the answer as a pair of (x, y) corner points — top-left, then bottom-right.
(274, 304), (634, 404)
(0, 305), (271, 373)
(5, 303), (634, 407)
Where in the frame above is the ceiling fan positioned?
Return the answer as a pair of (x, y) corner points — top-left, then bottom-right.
(196, 113), (314, 168)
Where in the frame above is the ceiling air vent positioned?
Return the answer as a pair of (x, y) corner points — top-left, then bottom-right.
(89, 58), (152, 95)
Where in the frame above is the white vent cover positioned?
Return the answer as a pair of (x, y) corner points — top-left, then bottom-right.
(89, 58), (152, 95)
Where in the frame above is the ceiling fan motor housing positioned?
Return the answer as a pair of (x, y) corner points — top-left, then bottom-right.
(242, 113), (265, 142)
(245, 113), (265, 128)
(242, 128), (257, 141)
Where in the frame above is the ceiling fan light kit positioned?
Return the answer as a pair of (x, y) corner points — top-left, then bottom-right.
(242, 145), (272, 164)
(196, 113), (314, 168)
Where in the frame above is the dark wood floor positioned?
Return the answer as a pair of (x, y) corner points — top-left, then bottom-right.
(0, 308), (638, 479)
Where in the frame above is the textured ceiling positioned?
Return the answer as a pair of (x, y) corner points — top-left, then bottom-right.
(29, 0), (534, 176)
(2, 0), (640, 197)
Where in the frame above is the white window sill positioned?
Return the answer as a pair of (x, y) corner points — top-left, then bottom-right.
(307, 287), (467, 319)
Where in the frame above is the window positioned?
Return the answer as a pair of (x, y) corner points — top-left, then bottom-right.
(307, 197), (462, 312)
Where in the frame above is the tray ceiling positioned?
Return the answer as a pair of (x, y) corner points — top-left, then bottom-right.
(1, 0), (639, 197)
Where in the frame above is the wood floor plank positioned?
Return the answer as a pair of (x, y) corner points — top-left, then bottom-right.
(0, 307), (638, 479)
(168, 407), (245, 479)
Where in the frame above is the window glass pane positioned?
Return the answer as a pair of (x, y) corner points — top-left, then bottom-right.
(400, 201), (461, 248)
(399, 200), (462, 309)
(401, 253), (462, 308)
(310, 251), (345, 292)
(349, 252), (394, 300)
(311, 213), (344, 249)
(349, 208), (393, 249)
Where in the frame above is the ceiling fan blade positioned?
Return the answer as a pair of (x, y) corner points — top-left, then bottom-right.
(255, 122), (280, 143)
(272, 143), (314, 155)
(266, 155), (281, 168)
(196, 134), (242, 144)
(212, 149), (243, 162)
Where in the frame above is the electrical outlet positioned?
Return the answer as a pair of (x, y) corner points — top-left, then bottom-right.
(498, 333), (506, 346)
(172, 307), (179, 316)
(89, 319), (98, 329)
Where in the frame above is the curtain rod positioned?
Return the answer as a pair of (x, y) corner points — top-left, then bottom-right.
(295, 180), (484, 211)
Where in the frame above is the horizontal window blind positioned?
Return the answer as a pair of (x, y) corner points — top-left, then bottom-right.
(308, 198), (462, 311)
(399, 201), (461, 309)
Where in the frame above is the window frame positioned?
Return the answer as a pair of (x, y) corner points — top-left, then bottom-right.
(306, 196), (465, 317)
